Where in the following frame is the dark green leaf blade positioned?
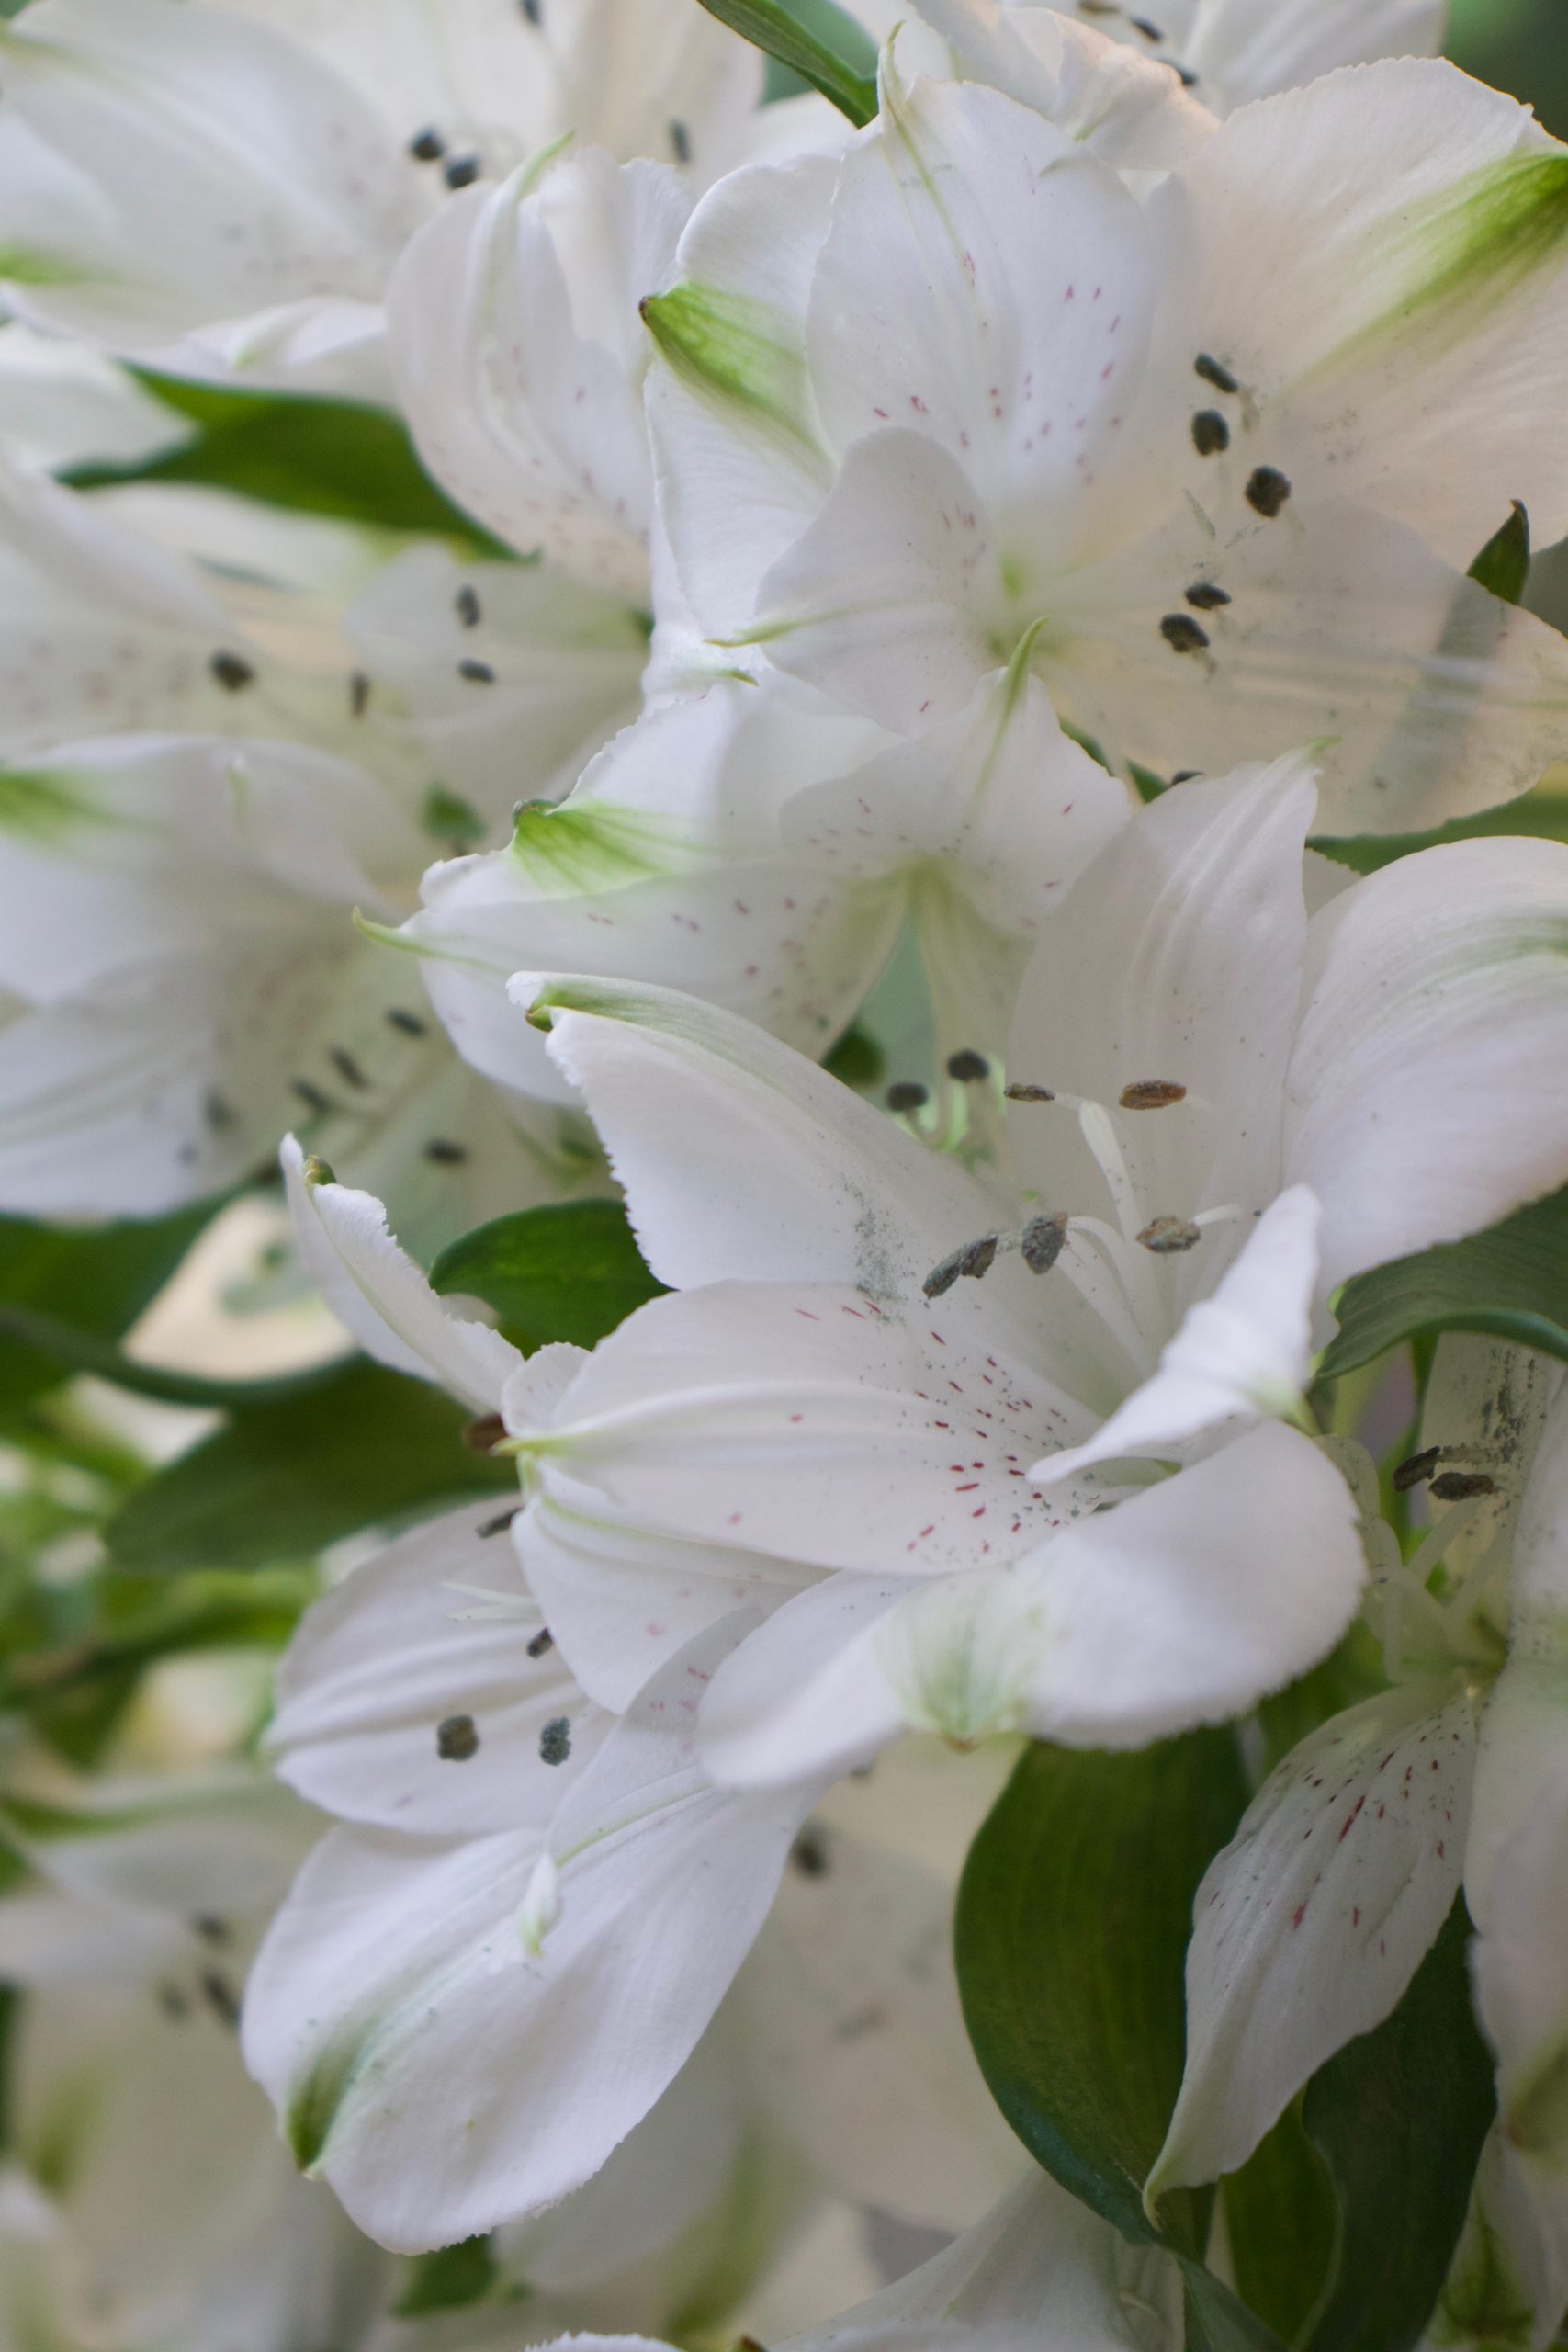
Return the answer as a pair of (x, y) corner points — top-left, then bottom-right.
(0, 1304), (344, 1410)
(1222, 2100), (1337, 2342)
(394, 2237), (496, 2316)
(0, 1199), (218, 1415)
(1319, 1181), (1568, 1380)
(430, 1200), (664, 1351)
(692, 0), (878, 124)
(1467, 500), (1531, 605)
(1312, 789), (1568, 876)
(954, 1730), (1250, 2256)
(1299, 1897), (1495, 2352)
(104, 1362), (511, 1572)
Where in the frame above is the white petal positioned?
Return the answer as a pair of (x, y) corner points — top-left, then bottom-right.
(1286, 836), (1568, 1295)
(243, 1621), (818, 2249)
(1032, 1184), (1320, 1482)
(1148, 1677), (1475, 2200)
(524, 973), (994, 1290)
(913, 3), (1213, 168)
(281, 1136), (524, 1412)
(268, 1498), (607, 1837)
(1186, 0), (1444, 106)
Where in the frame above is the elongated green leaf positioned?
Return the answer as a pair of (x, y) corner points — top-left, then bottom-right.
(1311, 791), (1568, 876)
(1467, 500), (1531, 605)
(430, 1200), (664, 1351)
(0, 1199), (218, 1415)
(104, 1362), (511, 1572)
(1318, 1181), (1568, 1380)
(65, 375), (506, 553)
(693, 0), (877, 124)
(1298, 1898), (1495, 2352)
(1184, 2267), (1294, 2352)
(0, 1304), (345, 1411)
(394, 2237), (496, 2316)
(1223, 2101), (1337, 2342)
(954, 1731), (1250, 2256)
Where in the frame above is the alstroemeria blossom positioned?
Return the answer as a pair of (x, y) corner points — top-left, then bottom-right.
(0, 0), (789, 399)
(1150, 1336), (1568, 2346)
(647, 59), (1568, 831)
(492, 757), (1568, 1781)
(250, 1140), (1019, 2253)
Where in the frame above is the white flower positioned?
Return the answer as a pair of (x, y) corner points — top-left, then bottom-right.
(493, 755), (1568, 1775)
(645, 59), (1568, 831)
(0, 0), (790, 399)
(1148, 1335), (1568, 2346)
(0, 1764), (389, 2352)
(249, 1144), (1021, 2255)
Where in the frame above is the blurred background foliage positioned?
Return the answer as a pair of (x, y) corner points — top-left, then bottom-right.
(1448, 0), (1568, 130)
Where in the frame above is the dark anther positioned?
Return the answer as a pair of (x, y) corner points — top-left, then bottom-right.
(409, 127), (445, 162)
(1191, 409), (1229, 457)
(886, 1080), (929, 1113)
(444, 153), (481, 188)
(521, 0), (542, 20)
(1392, 1445), (1441, 1493)
(387, 1006), (428, 1036)
(1129, 15), (1162, 34)
(455, 583), (481, 628)
(1021, 1213), (1068, 1273)
(1171, 62), (1199, 84)
(479, 1506), (521, 1537)
(1120, 1080), (1187, 1109)
(1430, 1470), (1497, 1502)
(200, 1971), (242, 2030)
(209, 650), (254, 692)
(463, 1412), (506, 1453)
(1004, 1081), (1056, 1102)
(739, 2339), (770, 2352)
(192, 1913), (231, 1946)
(204, 1090), (234, 1130)
(1077, 0), (1116, 12)
(923, 1233), (1000, 1300)
(1138, 1216), (1201, 1253)
(350, 669), (370, 716)
(1185, 582), (1231, 610)
(457, 657), (496, 684)
(527, 1626), (555, 1659)
(437, 1713), (480, 1761)
(1245, 466), (1292, 517)
(1171, 769), (1201, 784)
(329, 1046), (368, 1091)
(539, 1716), (572, 1766)
(424, 1137), (468, 1164)
(946, 1048), (990, 1082)
(1194, 353), (1239, 395)
(1160, 613), (1210, 655)
(669, 119), (691, 164)
(791, 1827), (829, 1877)
(291, 1077), (331, 1115)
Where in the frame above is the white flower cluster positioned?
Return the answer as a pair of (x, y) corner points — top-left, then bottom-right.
(4, 0), (1568, 2343)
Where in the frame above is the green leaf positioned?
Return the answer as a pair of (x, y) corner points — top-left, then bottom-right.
(1184, 2267), (1295, 2352)
(394, 2237), (496, 2316)
(0, 1304), (345, 1411)
(64, 375), (508, 554)
(0, 1200), (218, 1416)
(430, 1201), (665, 1351)
(954, 1730), (1250, 2256)
(1311, 790), (1568, 876)
(1467, 500), (1531, 605)
(691, 0), (878, 124)
(104, 1362), (512, 1572)
(1223, 2100), (1337, 2342)
(1318, 1181), (1568, 1380)
(1298, 1897), (1495, 2352)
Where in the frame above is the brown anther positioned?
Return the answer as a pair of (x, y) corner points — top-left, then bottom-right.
(1391, 1445), (1440, 1494)
(456, 584), (481, 628)
(457, 657), (495, 684)
(1120, 1080), (1187, 1109)
(1161, 613), (1211, 655)
(437, 1713), (480, 1760)
(424, 1137), (468, 1164)
(1195, 353), (1239, 395)
(946, 1048), (990, 1081)
(791, 1827), (829, 1877)
(479, 1506), (520, 1537)
(350, 669), (370, 716)
(1245, 466), (1292, 517)
(462, 1412), (506, 1453)
(923, 1234), (1000, 1300)
(1191, 409), (1229, 457)
(1138, 1216), (1201, 1253)
(209, 650), (254, 691)
(329, 1046), (368, 1091)
(1430, 1470), (1497, 1502)
(443, 153), (481, 188)
(409, 127), (446, 162)
(1185, 582), (1231, 610)
(1021, 1213), (1068, 1273)
(1004, 1082), (1056, 1102)
(886, 1080), (929, 1113)
(526, 1626), (555, 1658)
